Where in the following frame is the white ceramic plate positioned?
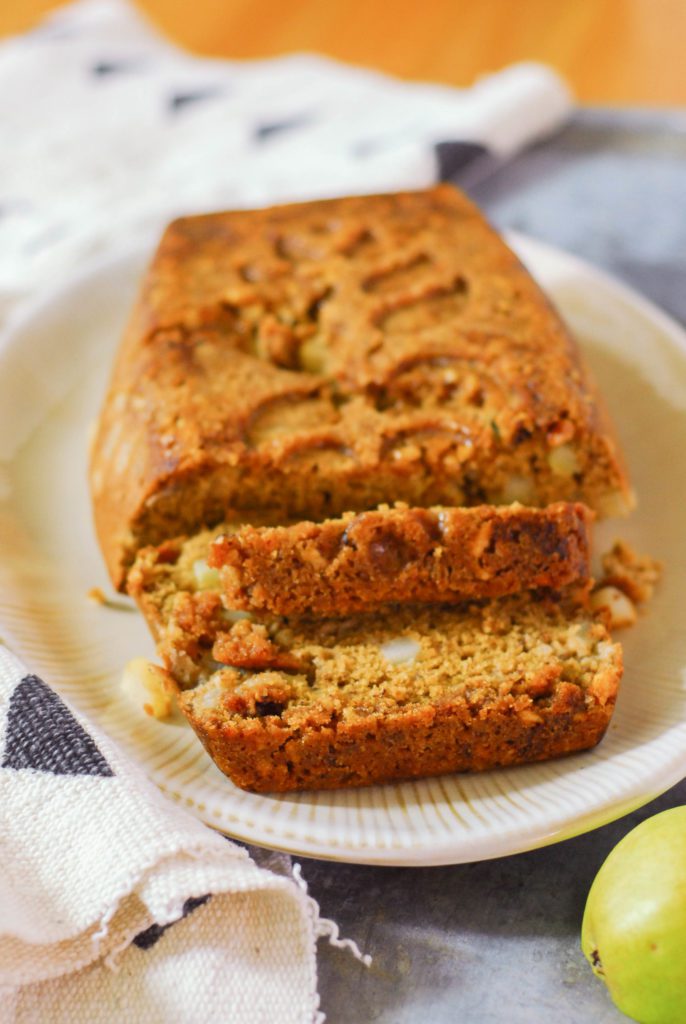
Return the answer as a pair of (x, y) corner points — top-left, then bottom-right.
(1, 233), (685, 866)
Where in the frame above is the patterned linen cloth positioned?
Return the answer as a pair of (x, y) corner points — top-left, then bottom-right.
(0, 647), (366, 1023)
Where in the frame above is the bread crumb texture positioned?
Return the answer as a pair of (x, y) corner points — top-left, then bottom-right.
(208, 501), (593, 616)
(128, 529), (621, 792)
(591, 541), (662, 629)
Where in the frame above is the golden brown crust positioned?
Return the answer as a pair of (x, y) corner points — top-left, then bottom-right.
(128, 528), (621, 793)
(208, 501), (593, 616)
(90, 185), (632, 590)
(179, 675), (618, 793)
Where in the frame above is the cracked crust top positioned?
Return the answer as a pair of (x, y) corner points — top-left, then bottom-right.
(90, 185), (632, 589)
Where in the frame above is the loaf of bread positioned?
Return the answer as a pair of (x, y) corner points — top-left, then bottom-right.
(208, 501), (593, 616)
(128, 527), (621, 793)
(89, 185), (632, 591)
(91, 184), (633, 793)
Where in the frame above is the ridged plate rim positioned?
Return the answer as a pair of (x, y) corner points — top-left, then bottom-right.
(0, 229), (684, 866)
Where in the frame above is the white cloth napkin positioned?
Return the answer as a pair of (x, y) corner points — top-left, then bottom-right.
(0, 0), (571, 330)
(0, 1), (572, 1019)
(0, 646), (367, 1023)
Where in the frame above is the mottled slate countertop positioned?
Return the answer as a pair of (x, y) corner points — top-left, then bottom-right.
(255, 109), (686, 1024)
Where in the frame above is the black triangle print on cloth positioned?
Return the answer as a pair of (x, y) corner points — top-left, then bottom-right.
(2, 674), (114, 777)
(434, 140), (495, 185)
(133, 896), (211, 950)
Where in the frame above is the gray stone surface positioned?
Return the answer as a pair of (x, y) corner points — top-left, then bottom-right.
(308, 785), (686, 1024)
(475, 108), (686, 324)
(257, 109), (686, 1024)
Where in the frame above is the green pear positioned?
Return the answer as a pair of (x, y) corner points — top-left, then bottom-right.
(582, 806), (686, 1023)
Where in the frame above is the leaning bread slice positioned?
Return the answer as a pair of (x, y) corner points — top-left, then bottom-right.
(209, 501), (593, 617)
(128, 527), (621, 794)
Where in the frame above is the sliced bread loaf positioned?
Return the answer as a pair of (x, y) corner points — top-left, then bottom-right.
(128, 528), (621, 792)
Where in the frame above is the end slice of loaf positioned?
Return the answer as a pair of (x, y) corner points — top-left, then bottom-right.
(208, 501), (593, 616)
(90, 184), (633, 591)
(128, 527), (621, 793)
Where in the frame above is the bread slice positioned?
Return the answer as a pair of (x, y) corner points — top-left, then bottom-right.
(128, 527), (621, 793)
(90, 185), (632, 590)
(208, 501), (593, 616)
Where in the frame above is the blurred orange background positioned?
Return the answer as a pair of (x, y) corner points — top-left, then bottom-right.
(3, 0), (685, 105)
